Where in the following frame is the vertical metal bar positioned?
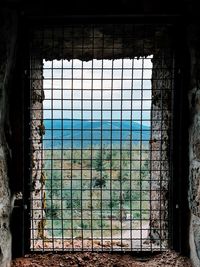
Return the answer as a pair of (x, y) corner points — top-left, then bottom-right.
(29, 55), (34, 252)
(159, 52), (164, 251)
(41, 32), (45, 253)
(149, 53), (153, 252)
(61, 25), (64, 250)
(51, 27), (54, 251)
(169, 52), (175, 250)
(80, 25), (84, 251)
(119, 42), (124, 251)
(29, 56), (32, 251)
(100, 25), (105, 251)
(169, 51), (175, 251)
(130, 55), (134, 252)
(71, 25), (74, 251)
(110, 25), (115, 251)
(139, 56), (144, 250)
(90, 24), (94, 251)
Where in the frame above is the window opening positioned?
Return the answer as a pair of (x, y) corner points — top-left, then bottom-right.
(29, 24), (174, 252)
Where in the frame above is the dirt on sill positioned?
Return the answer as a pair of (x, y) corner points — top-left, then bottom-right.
(11, 250), (192, 267)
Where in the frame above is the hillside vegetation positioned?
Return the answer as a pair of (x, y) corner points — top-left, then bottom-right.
(44, 139), (150, 239)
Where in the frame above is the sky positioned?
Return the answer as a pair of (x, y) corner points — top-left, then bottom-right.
(43, 57), (152, 126)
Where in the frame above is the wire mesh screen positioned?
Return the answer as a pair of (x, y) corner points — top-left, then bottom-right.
(30, 24), (174, 252)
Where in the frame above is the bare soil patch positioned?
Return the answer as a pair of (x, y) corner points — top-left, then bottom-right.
(11, 250), (192, 267)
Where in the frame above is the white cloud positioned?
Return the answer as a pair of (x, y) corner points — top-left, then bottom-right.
(43, 58), (152, 125)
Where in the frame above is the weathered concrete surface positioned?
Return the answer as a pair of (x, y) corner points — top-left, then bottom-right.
(31, 24), (171, 60)
(30, 58), (47, 247)
(188, 25), (200, 266)
(0, 9), (18, 267)
(190, 214), (200, 267)
(148, 49), (173, 247)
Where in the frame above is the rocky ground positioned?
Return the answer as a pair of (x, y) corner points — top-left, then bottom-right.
(11, 250), (192, 267)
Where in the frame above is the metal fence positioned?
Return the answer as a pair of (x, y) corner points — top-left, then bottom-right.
(30, 24), (174, 252)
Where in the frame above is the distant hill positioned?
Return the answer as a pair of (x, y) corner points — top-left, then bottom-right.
(43, 119), (151, 149)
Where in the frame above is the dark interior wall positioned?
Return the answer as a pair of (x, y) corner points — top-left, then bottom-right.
(0, 8), (19, 267)
(1, 0), (184, 17)
(0, 0), (199, 266)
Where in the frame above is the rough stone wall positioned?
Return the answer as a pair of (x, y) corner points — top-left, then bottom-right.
(31, 25), (168, 60)
(1, 5), (200, 265)
(188, 25), (200, 267)
(0, 9), (18, 267)
(149, 49), (173, 246)
(30, 58), (47, 246)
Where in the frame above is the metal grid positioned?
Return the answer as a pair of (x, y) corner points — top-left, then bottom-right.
(30, 24), (174, 252)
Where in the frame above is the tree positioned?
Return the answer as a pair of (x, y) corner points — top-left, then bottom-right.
(93, 149), (104, 172)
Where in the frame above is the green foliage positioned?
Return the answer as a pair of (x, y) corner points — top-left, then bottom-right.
(93, 148), (104, 172)
(44, 142), (150, 238)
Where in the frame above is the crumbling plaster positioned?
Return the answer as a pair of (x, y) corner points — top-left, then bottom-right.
(0, 9), (18, 267)
(188, 25), (200, 267)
